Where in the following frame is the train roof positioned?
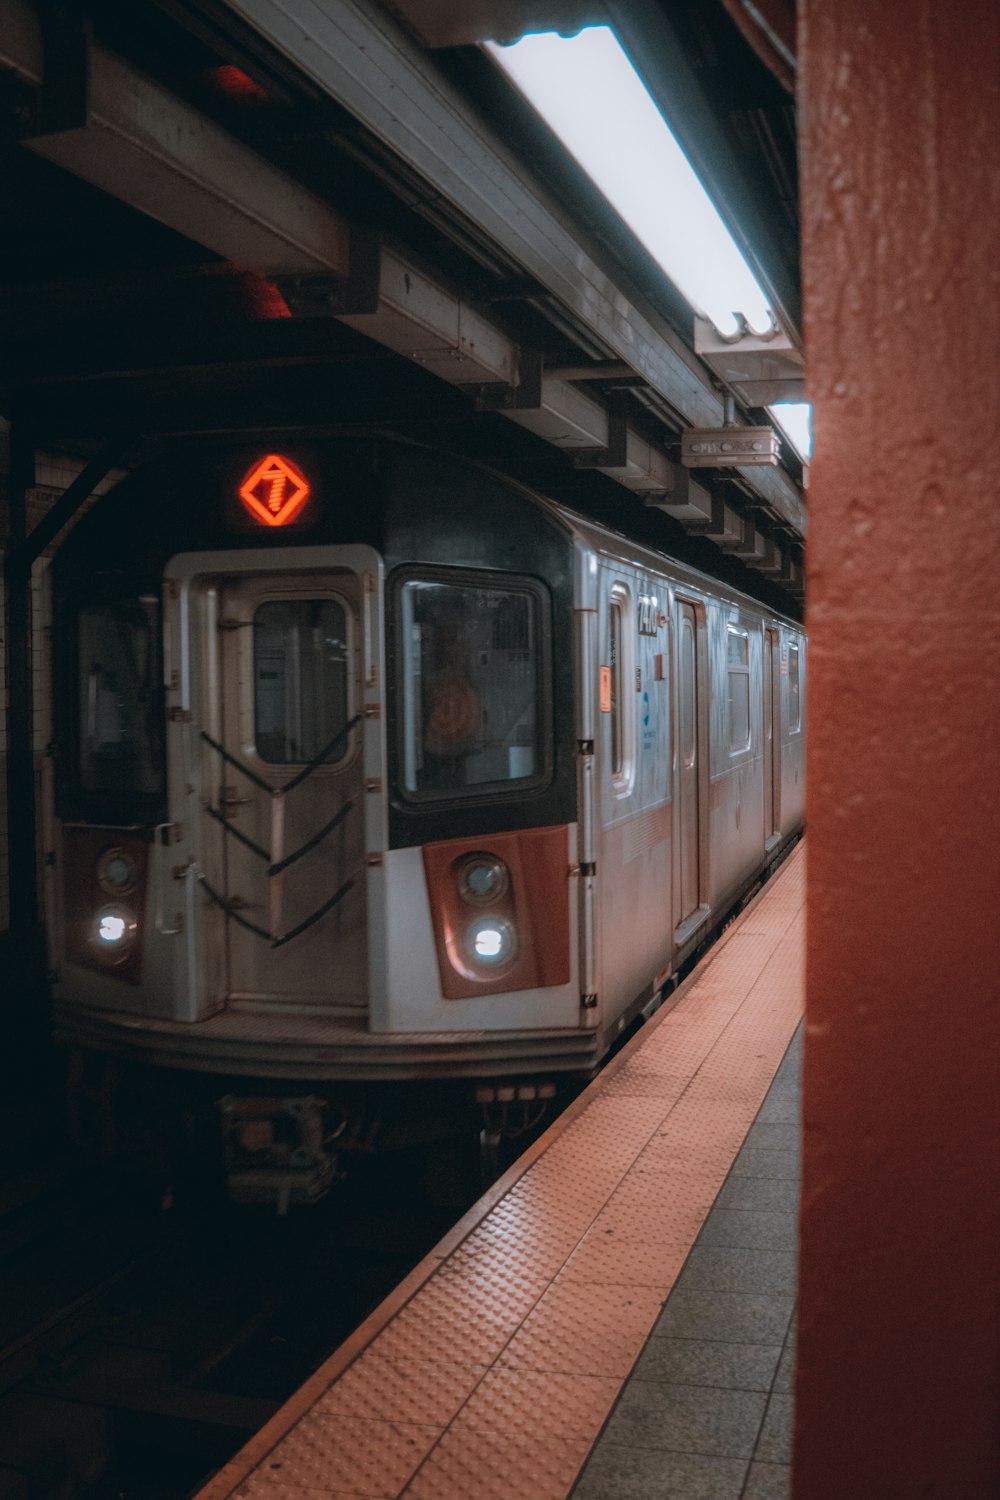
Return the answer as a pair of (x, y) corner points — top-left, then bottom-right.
(551, 497), (803, 630)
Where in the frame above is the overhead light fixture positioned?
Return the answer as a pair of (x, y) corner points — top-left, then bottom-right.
(769, 403), (812, 463)
(487, 28), (774, 339)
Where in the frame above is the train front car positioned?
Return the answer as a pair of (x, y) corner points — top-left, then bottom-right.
(43, 436), (804, 1204)
(45, 440), (586, 1202)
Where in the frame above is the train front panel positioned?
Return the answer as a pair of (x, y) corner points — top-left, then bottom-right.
(46, 440), (590, 1083)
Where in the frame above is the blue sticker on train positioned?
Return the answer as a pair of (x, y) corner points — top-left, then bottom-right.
(642, 690), (656, 748)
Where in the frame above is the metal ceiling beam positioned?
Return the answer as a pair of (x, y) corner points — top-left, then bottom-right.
(2, 239), (789, 568)
(215, 0), (805, 533)
(1, 0), (803, 576)
(7, 435), (134, 574)
(2, 0), (352, 278)
(215, 0), (710, 415)
(339, 249), (518, 387)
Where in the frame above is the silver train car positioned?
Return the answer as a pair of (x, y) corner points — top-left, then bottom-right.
(43, 437), (804, 1200)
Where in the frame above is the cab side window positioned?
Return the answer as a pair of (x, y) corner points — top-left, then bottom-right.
(397, 573), (550, 800)
(77, 594), (163, 798)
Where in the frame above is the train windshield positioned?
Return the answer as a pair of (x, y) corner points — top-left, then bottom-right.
(398, 574), (549, 799)
(77, 593), (163, 799)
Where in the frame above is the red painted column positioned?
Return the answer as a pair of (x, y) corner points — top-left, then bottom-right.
(796, 4), (1000, 1496)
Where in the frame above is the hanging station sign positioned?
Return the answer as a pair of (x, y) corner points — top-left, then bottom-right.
(239, 454), (311, 526)
(681, 426), (780, 468)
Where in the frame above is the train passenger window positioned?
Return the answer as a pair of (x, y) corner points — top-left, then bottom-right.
(788, 644), (801, 732)
(607, 583), (635, 794)
(77, 595), (163, 797)
(253, 600), (349, 764)
(727, 628), (751, 752)
(397, 574), (548, 799)
(680, 614), (697, 769)
(609, 600), (623, 778)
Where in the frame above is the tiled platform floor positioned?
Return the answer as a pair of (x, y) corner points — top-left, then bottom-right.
(202, 842), (805, 1500)
(572, 1028), (800, 1500)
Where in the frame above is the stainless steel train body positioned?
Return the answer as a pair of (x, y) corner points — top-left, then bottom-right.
(44, 437), (804, 1168)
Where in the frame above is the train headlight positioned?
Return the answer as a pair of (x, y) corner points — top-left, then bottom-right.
(97, 847), (138, 895)
(95, 906), (137, 949)
(457, 854), (510, 905)
(467, 917), (517, 967)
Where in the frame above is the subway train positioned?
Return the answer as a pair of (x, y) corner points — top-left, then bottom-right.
(42, 435), (804, 1203)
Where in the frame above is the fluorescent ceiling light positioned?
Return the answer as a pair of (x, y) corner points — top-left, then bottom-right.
(487, 28), (773, 338)
(769, 403), (812, 463)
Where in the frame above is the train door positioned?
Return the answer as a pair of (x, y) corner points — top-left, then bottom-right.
(764, 627), (781, 845)
(171, 548), (383, 1018)
(676, 599), (705, 935)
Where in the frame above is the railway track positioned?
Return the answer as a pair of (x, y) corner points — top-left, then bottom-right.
(0, 1144), (473, 1500)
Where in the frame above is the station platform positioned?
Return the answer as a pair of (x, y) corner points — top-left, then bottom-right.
(200, 843), (805, 1500)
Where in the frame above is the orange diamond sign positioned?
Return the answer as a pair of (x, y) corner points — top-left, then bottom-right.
(239, 454), (311, 527)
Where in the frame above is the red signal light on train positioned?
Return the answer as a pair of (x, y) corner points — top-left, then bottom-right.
(239, 454), (311, 527)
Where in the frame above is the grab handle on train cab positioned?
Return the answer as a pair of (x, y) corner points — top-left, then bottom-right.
(153, 822), (182, 935)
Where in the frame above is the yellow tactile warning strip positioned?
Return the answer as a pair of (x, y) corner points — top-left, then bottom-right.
(201, 843), (805, 1500)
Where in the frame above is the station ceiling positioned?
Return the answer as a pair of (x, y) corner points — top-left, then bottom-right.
(0, 0), (803, 612)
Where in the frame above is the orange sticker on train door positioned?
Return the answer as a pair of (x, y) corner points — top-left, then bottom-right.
(600, 666), (612, 712)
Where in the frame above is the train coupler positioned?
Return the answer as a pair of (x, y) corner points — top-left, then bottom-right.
(219, 1094), (343, 1213)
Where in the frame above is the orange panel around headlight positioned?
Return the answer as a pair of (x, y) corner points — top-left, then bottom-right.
(421, 825), (571, 1000)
